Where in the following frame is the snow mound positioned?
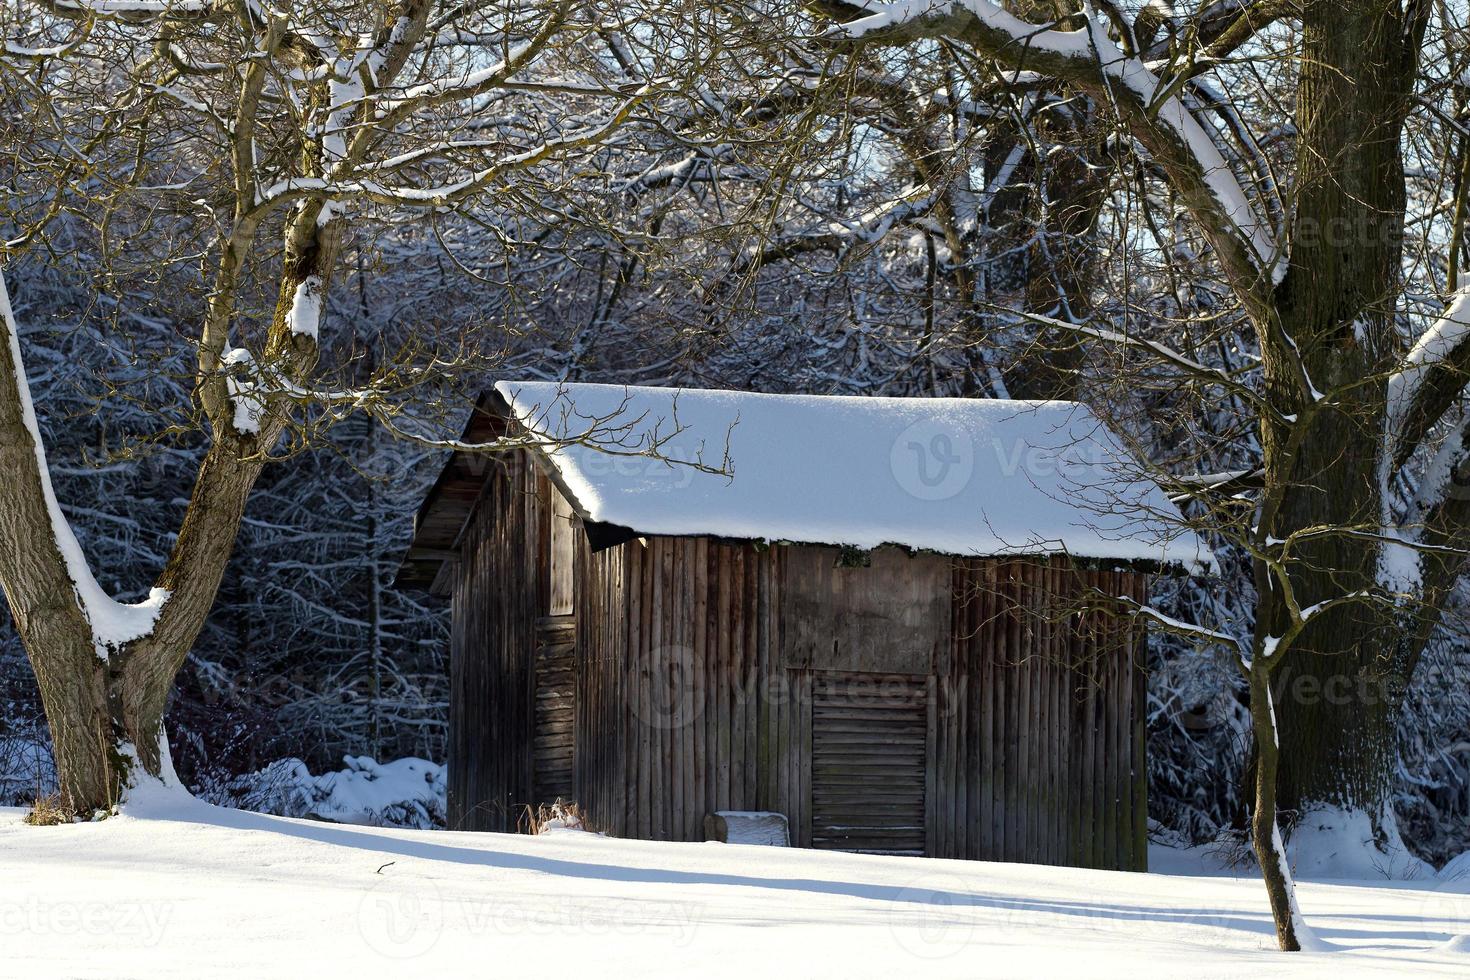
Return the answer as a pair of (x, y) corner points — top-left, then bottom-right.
(213, 755), (446, 830)
(1287, 806), (1434, 881)
(1440, 849), (1470, 885)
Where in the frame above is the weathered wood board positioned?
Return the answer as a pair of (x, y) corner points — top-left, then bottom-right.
(781, 546), (949, 675)
(444, 448), (1151, 871)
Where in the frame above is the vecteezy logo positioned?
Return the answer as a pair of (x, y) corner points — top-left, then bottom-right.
(913, 434), (961, 486)
(1419, 882), (1470, 946)
(890, 420), (975, 501)
(887, 872), (979, 959)
(357, 876), (445, 960)
(630, 645), (705, 731)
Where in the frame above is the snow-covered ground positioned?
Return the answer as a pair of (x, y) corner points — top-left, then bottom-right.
(2, 789), (1467, 978)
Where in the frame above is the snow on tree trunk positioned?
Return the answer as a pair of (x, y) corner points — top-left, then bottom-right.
(1248, 676), (1326, 952)
(0, 269), (177, 810)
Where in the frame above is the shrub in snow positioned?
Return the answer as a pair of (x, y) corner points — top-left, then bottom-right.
(1395, 618), (1470, 867)
(1440, 849), (1470, 884)
(523, 799), (592, 835)
(212, 756), (445, 830)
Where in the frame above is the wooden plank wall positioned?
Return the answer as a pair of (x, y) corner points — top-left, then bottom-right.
(449, 467), (1152, 870)
(576, 536), (790, 842)
(570, 541), (1147, 869)
(935, 560), (1150, 870)
(447, 452), (550, 832)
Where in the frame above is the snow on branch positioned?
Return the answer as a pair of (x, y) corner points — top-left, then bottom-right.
(379, 393), (736, 481)
(1106, 593), (1243, 652)
(1386, 284), (1470, 469)
(0, 269), (168, 659)
(1165, 467), (1263, 497)
(3, 27), (92, 61)
(373, 1), (573, 128)
(987, 304), (1292, 427)
(36, 0), (218, 22)
(736, 186), (938, 275)
(379, 38), (536, 112)
(63, 0), (205, 8)
(253, 90), (649, 212)
(285, 277), (322, 340)
(829, 1), (1282, 292)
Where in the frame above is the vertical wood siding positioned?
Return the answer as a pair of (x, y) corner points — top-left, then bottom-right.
(451, 455), (1150, 869)
(446, 455), (551, 832)
(575, 536), (781, 842)
(933, 560), (1150, 870)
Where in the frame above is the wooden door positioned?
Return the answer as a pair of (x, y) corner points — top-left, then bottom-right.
(809, 672), (928, 855)
(532, 614), (576, 805)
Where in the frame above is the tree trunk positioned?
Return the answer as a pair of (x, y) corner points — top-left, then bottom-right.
(1269, 613), (1398, 817)
(1, 320), (267, 811)
(1248, 671), (1308, 952)
(1255, 0), (1423, 827)
(1258, 392), (1397, 819)
(24, 630), (177, 812)
(0, 269), (178, 810)
(12, 612), (122, 811)
(0, 202), (336, 814)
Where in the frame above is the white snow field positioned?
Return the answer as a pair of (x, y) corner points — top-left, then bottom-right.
(2, 788), (1467, 979)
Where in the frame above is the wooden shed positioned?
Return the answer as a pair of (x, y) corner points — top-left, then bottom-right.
(397, 382), (1208, 870)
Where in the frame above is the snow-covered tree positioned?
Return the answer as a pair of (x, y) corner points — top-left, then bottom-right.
(0, 0), (735, 815)
(792, 0), (1470, 952)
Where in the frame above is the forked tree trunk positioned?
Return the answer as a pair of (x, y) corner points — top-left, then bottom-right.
(0, 273), (158, 809)
(22, 626), (178, 812)
(0, 206), (332, 813)
(0, 320), (267, 809)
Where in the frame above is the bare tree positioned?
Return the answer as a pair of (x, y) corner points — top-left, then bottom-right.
(0, 0), (736, 815)
(796, 0), (1470, 952)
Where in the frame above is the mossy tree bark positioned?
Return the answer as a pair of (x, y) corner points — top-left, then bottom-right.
(1256, 0), (1426, 824)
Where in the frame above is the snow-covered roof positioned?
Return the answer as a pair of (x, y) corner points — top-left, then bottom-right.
(494, 381), (1213, 571)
